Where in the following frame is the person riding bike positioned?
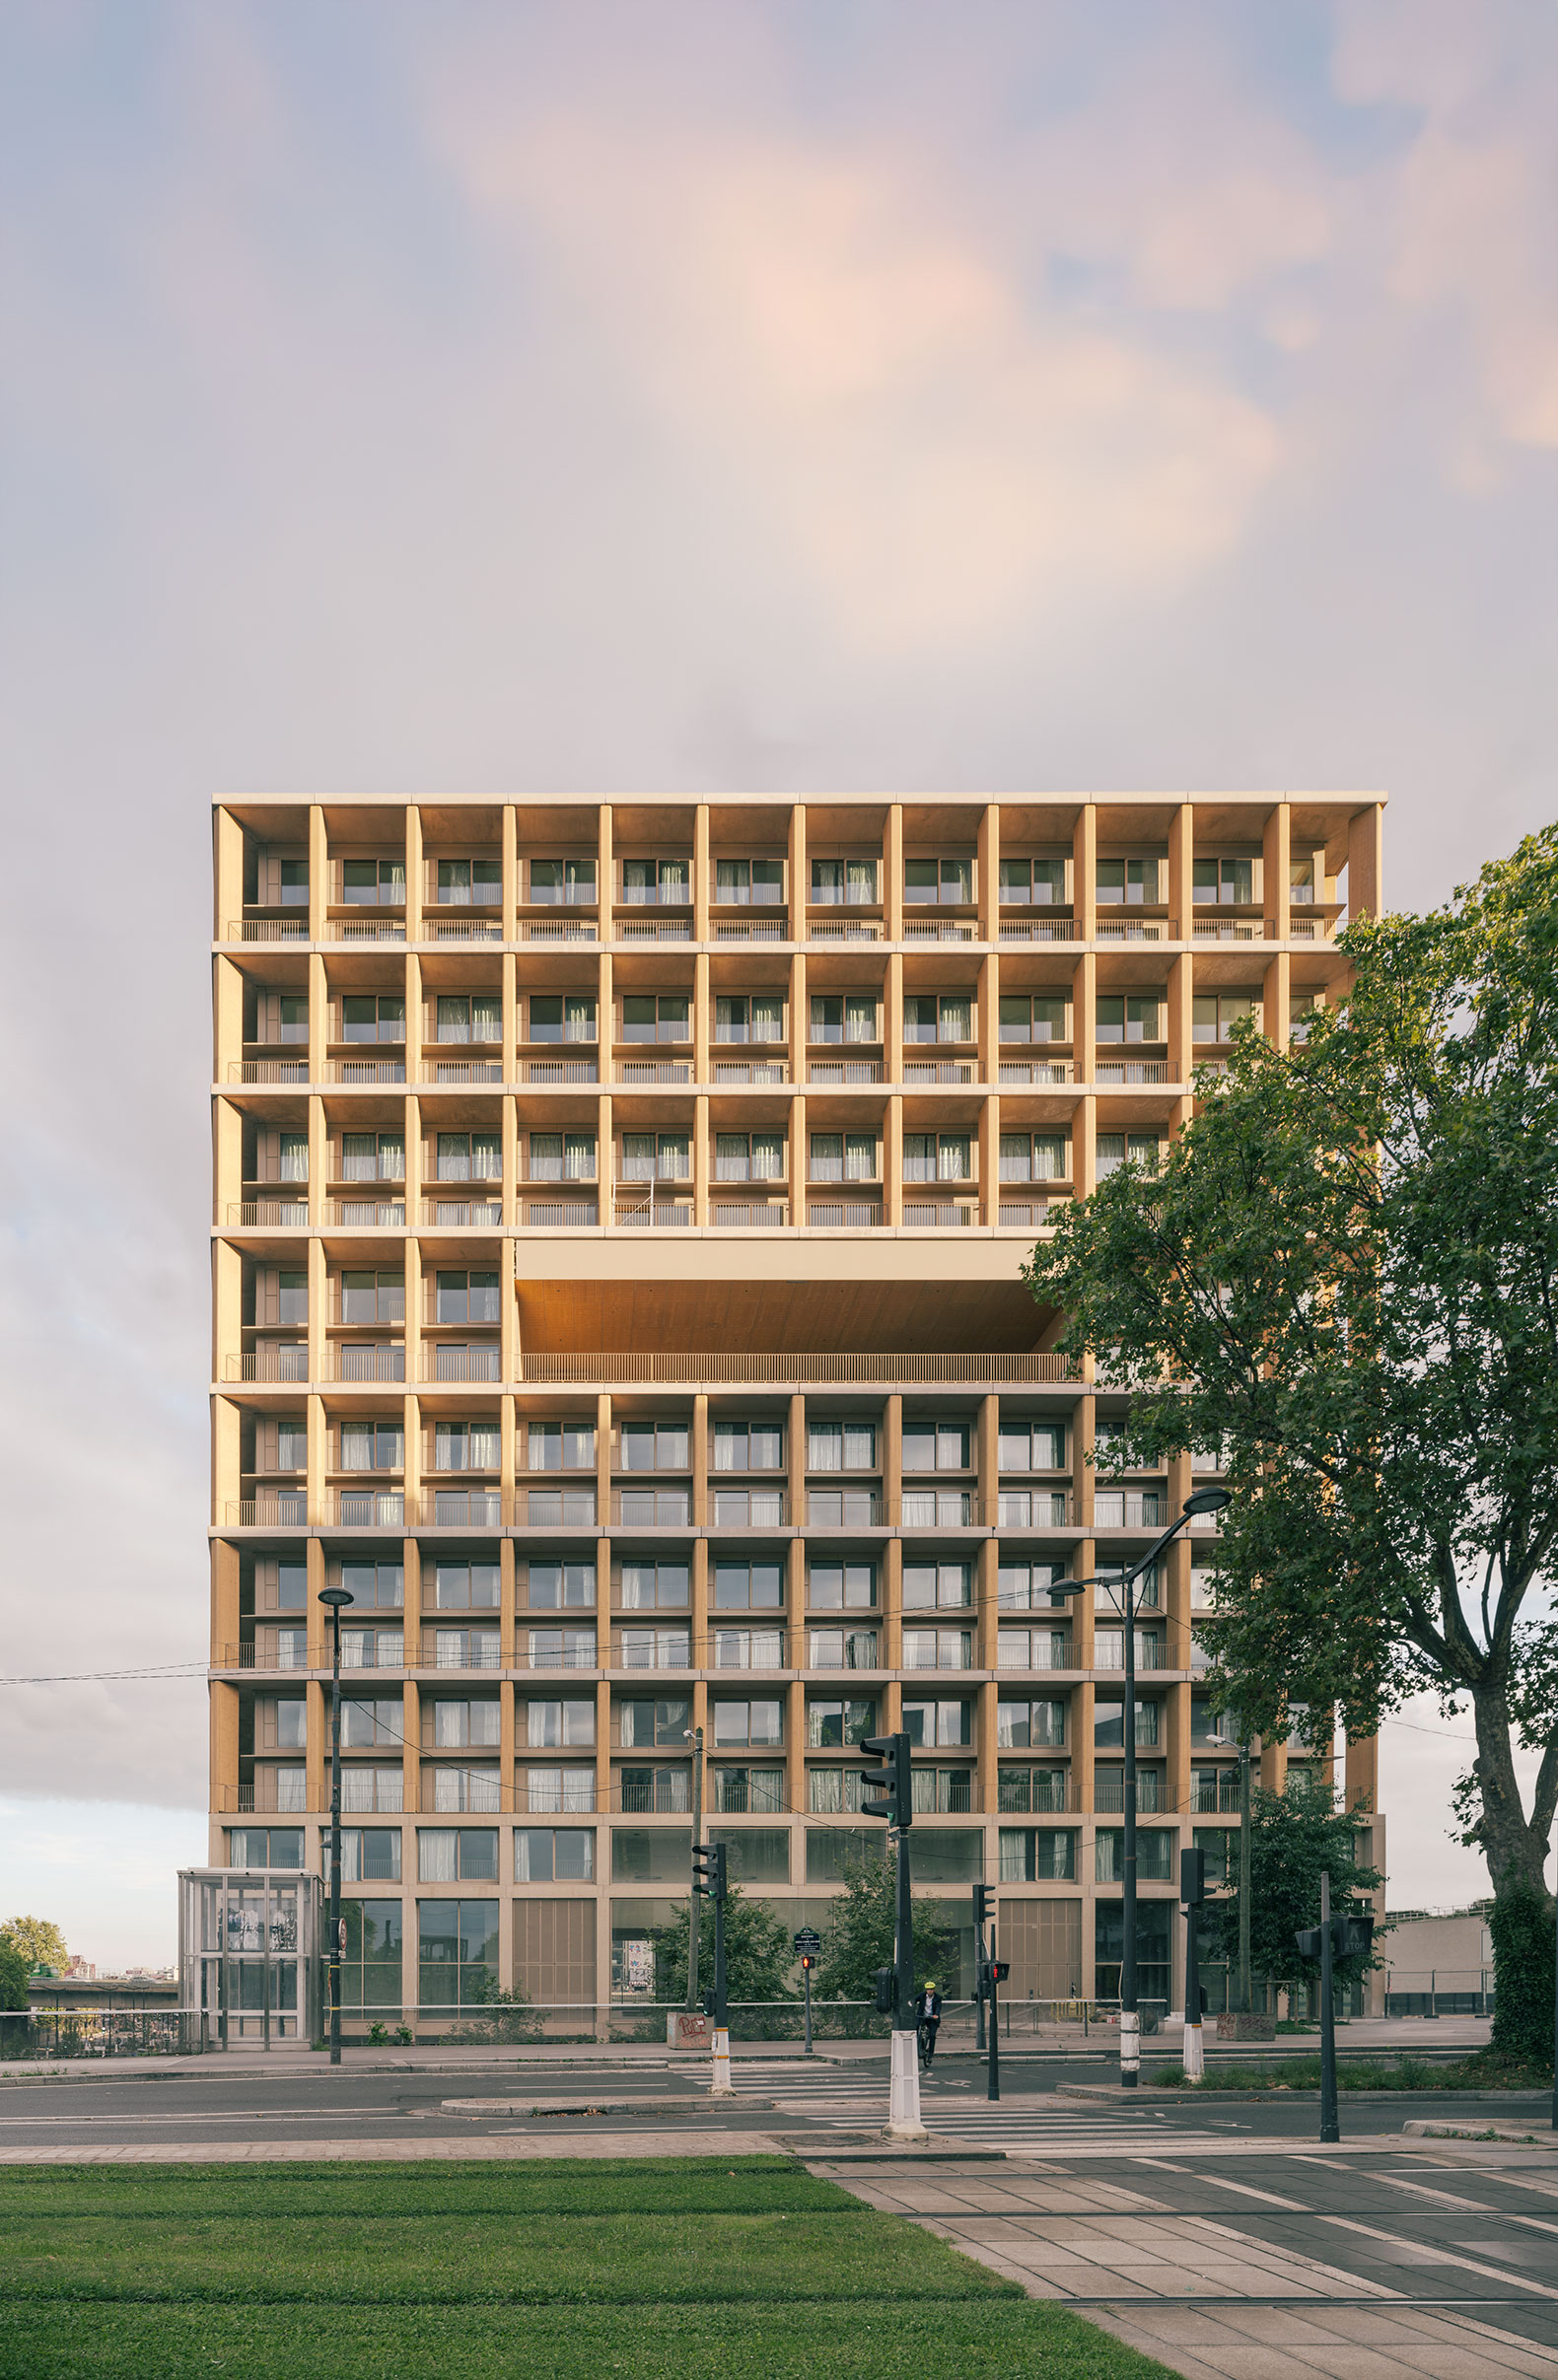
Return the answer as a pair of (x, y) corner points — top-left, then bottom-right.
(915, 1980), (944, 2070)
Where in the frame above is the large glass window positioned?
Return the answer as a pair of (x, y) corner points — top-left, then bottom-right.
(902, 1699), (971, 1748)
(713, 1417), (784, 1471)
(809, 1133), (878, 1183)
(341, 1898), (402, 2009)
(997, 1698), (1066, 1747)
(714, 1132), (785, 1182)
(811, 858), (879, 905)
(618, 1560), (689, 1610)
(999, 1829), (1076, 1881)
(810, 994), (878, 1043)
(418, 1828), (499, 1882)
(340, 1698), (400, 1749)
(618, 1421), (690, 1471)
(1096, 1830), (1174, 1883)
(341, 994), (406, 1042)
(901, 1421), (970, 1472)
(514, 1828), (594, 1880)
(430, 1560), (499, 1610)
(1096, 1133), (1161, 1179)
(713, 1558), (783, 1611)
(436, 858), (501, 906)
(619, 1698), (691, 1748)
(1096, 996), (1163, 1044)
(523, 1700), (595, 1749)
(901, 1628), (972, 1671)
(714, 858), (784, 906)
(341, 1270), (404, 1324)
(416, 1899), (498, 2008)
(806, 1419), (876, 1472)
(528, 1419), (597, 1471)
(807, 1699), (876, 1748)
(903, 996), (973, 1045)
(714, 994), (784, 1043)
(436, 995), (501, 1045)
(529, 994), (597, 1043)
(530, 858), (597, 904)
(620, 857), (690, 904)
(341, 859), (405, 905)
(1193, 857), (1256, 905)
(903, 1133), (971, 1183)
(619, 1134), (690, 1183)
(808, 1629), (879, 1671)
(227, 1826), (304, 1869)
(998, 995), (1068, 1042)
(904, 857), (973, 905)
(620, 994), (691, 1043)
(430, 1699), (501, 1748)
(1097, 858), (1161, 905)
(340, 1131), (405, 1182)
(529, 1132), (597, 1182)
(528, 1562), (596, 1610)
(998, 1425), (1066, 1472)
(711, 1700), (782, 1747)
(437, 1133), (501, 1182)
(901, 1561), (972, 1609)
(807, 1562), (876, 1609)
(1193, 994), (1260, 1043)
(435, 1270), (499, 1324)
(999, 858), (1066, 904)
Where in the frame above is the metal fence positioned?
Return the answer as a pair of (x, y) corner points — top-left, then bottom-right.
(0, 2009), (210, 2062)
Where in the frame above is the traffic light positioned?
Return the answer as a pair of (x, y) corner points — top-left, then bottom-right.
(873, 1965), (895, 2014)
(799, 1953), (815, 1974)
(860, 1732), (913, 1829)
(989, 1960), (1010, 1985)
(1295, 1911), (1375, 1961)
(1179, 1848), (1205, 1908)
(972, 1882), (992, 1928)
(691, 1842), (727, 1901)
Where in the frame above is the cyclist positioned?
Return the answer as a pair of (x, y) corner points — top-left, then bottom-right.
(915, 1979), (944, 2070)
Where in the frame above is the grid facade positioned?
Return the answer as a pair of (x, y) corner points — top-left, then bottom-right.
(210, 794), (1386, 2032)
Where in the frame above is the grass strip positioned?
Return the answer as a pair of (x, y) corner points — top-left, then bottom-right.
(1151, 2052), (1552, 2091)
(0, 2154), (833, 2221)
(0, 2300), (1175, 2380)
(0, 2209), (1014, 2307)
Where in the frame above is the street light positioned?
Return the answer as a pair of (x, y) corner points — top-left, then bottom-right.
(319, 1583), (355, 2066)
(1050, 1486), (1232, 2088)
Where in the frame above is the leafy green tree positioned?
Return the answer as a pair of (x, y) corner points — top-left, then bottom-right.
(1488, 1880), (1557, 2066)
(651, 1882), (795, 2006)
(0, 1940), (30, 2011)
(814, 1848), (958, 2000)
(1023, 827), (1558, 2054)
(1201, 1781), (1384, 2003)
(0, 1917), (68, 1976)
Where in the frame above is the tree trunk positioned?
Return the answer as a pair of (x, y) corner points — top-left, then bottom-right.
(1472, 1682), (1551, 1901)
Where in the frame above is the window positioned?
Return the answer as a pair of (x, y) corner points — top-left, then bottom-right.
(1193, 1826), (1236, 1886)
(709, 1770), (785, 1817)
(709, 1825), (788, 1878)
(340, 1625), (403, 1670)
(713, 857), (784, 905)
(436, 994), (501, 1044)
(341, 994), (405, 1042)
(273, 1558), (311, 1610)
(998, 1424), (1065, 1472)
(1097, 857), (1162, 905)
(1096, 996), (1163, 1044)
(436, 859), (501, 905)
(808, 1629), (879, 1670)
(1193, 857), (1256, 905)
(616, 1766), (691, 1815)
(529, 1627), (598, 1670)
(713, 1558), (783, 1610)
(811, 857), (879, 905)
(996, 1625), (1073, 1669)
(277, 1132), (309, 1180)
(426, 1764), (501, 1812)
(715, 1132), (785, 1182)
(998, 1133), (1068, 1183)
(620, 1698), (691, 1747)
(808, 1768), (865, 1813)
(417, 1898), (498, 2008)
(528, 1419), (596, 1471)
(413, 1827), (494, 1884)
(435, 1270), (499, 1324)
(528, 1133), (597, 1184)
(341, 1270), (404, 1324)
(342, 859), (405, 905)
(1193, 994), (1260, 1043)
(340, 1131), (405, 1182)
(227, 1827), (304, 1869)
(902, 1561), (972, 1610)
(620, 857), (690, 903)
(998, 1699), (1067, 1747)
(620, 1134), (690, 1183)
(428, 1561), (498, 1611)
(432, 1627), (498, 1671)
(903, 995), (972, 1045)
(809, 1132), (878, 1183)
(1190, 1567), (1219, 1611)
(903, 1699), (971, 1748)
(807, 1562), (876, 1609)
(338, 1418), (403, 1472)
(529, 993), (597, 1043)
(322, 1829), (401, 1883)
(618, 1560), (689, 1609)
(1289, 860), (1314, 903)
(997, 1769), (1068, 1814)
(712, 1417), (784, 1472)
(340, 1697), (400, 1749)
(810, 994), (878, 1043)
(276, 858), (309, 906)
(339, 1898), (402, 2010)
(714, 995), (784, 1043)
(1097, 1829), (1174, 1882)
(712, 1700), (782, 1747)
(277, 1269), (309, 1325)
(611, 1827), (693, 1879)
(901, 1628), (972, 1671)
(999, 995), (1068, 1042)
(999, 858), (1066, 905)
(807, 1699), (876, 1748)
(341, 1766), (403, 1812)
(434, 1419), (500, 1473)
(1192, 1695), (1239, 1746)
(523, 1767), (595, 1813)
(530, 858), (597, 904)
(902, 1133), (970, 1182)
(1096, 1133), (1161, 1178)
(527, 1562), (596, 1610)
(807, 1420), (876, 1472)
(620, 994), (690, 1042)
(901, 1421), (970, 1473)
(910, 1766), (975, 1814)
(515, 1828), (595, 1880)
(436, 1132), (501, 1182)
(1000, 1829), (1076, 1881)
(1094, 1700), (1160, 1748)
(996, 1563), (1069, 1612)
(905, 857), (973, 904)
(521, 1701), (594, 1749)
(615, 1621), (687, 1669)
(430, 1700), (501, 1749)
(265, 1417), (307, 1472)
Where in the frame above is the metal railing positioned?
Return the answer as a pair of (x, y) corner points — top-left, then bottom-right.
(612, 922), (692, 945)
(610, 1488), (693, 1525)
(710, 1061), (790, 1085)
(521, 917), (599, 943)
(1094, 1059), (1168, 1084)
(1095, 917), (1173, 941)
(517, 1058), (601, 1084)
(996, 1198), (1061, 1229)
(998, 918), (1078, 942)
(231, 1059), (311, 1085)
(1191, 916), (1263, 941)
(710, 1200), (788, 1227)
(713, 921), (789, 942)
(1094, 1775), (1168, 1811)
(420, 1060), (504, 1085)
(324, 1346), (407, 1383)
(997, 1057), (1072, 1085)
(805, 1490), (884, 1526)
(515, 1351), (1080, 1384)
(616, 1059), (694, 1085)
(901, 1200), (979, 1228)
(419, 1347), (501, 1381)
(324, 1058), (407, 1085)
(230, 1347), (311, 1382)
(707, 1488), (789, 1525)
(513, 1486), (598, 1526)
(805, 1200), (885, 1228)
(616, 875), (693, 907)
(902, 1060), (976, 1085)
(0, 2009), (208, 2062)
(419, 1199), (503, 1226)
(808, 1060), (883, 1085)
(226, 1200), (310, 1227)
(422, 917), (503, 943)
(902, 921), (975, 943)
(323, 1199), (407, 1226)
(807, 920), (883, 943)
(230, 918), (309, 942)
(323, 918), (406, 943)
(521, 1197), (601, 1227)
(228, 1496), (309, 1529)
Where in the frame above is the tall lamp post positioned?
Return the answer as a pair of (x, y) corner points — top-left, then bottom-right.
(319, 1584), (355, 2065)
(1051, 1487), (1232, 2089)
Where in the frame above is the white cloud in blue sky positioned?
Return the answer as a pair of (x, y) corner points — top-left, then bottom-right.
(0, 0), (1553, 1958)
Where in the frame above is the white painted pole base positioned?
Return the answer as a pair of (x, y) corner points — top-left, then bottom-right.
(710, 2024), (733, 2095)
(1119, 2008), (1141, 2084)
(887, 2028), (927, 2138)
(1183, 2019), (1204, 2082)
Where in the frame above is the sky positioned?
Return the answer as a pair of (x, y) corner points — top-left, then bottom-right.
(1, 0), (1554, 1970)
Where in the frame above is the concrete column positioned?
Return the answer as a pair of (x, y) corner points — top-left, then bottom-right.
(214, 806), (246, 937)
(885, 1092), (902, 1227)
(1263, 950), (1291, 1051)
(692, 1538), (710, 1685)
(1073, 948), (1096, 1087)
(501, 1394), (517, 1528)
(211, 1539), (242, 1668)
(1348, 804), (1383, 922)
(501, 1537), (517, 1667)
(693, 1091), (710, 1226)
(792, 1090), (806, 1225)
(308, 951), (327, 1085)
(405, 1093), (423, 1232)
(978, 949), (998, 1083)
(402, 1678), (420, 1814)
(502, 803), (519, 943)
(502, 952), (518, 1088)
(404, 805), (423, 944)
(693, 954), (711, 1085)
(406, 951), (423, 1092)
(599, 950), (613, 1089)
(308, 1092), (327, 1226)
(403, 1391), (421, 1534)
(789, 949), (807, 1085)
(307, 1233), (327, 1384)
(213, 1088), (244, 1217)
(1167, 951), (1194, 1087)
(212, 1235), (244, 1386)
(886, 952), (904, 1082)
(978, 802), (1000, 941)
(598, 805), (614, 921)
(1073, 805), (1097, 943)
(214, 953), (245, 1085)
(501, 1674), (517, 1821)
(307, 1389), (326, 1530)
(596, 1394), (612, 1530)
(885, 806), (903, 942)
(309, 805), (328, 945)
(692, 1394), (709, 1525)
(404, 1234), (423, 1393)
(694, 803), (711, 943)
(596, 1679), (612, 1826)
(306, 1679), (327, 1814)
(500, 1236), (518, 1383)
(788, 802), (807, 940)
(1263, 801), (1291, 945)
(1168, 801), (1194, 942)
(1075, 1091), (1098, 1202)
(786, 1679), (806, 1830)
(976, 1392), (999, 1541)
(210, 1679), (241, 1826)
(598, 1091), (612, 1227)
(883, 1539), (904, 1679)
(502, 1091), (519, 1231)
(980, 1092), (999, 1228)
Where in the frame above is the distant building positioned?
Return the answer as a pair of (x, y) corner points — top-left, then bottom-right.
(1379, 1912), (1493, 2017)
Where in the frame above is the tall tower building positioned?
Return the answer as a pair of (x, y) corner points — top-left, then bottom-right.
(209, 795), (1386, 2038)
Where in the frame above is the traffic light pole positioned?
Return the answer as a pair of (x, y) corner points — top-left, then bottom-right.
(803, 1958), (813, 2057)
(1120, 1567), (1140, 2088)
(712, 1880), (731, 2094)
(987, 1931), (1001, 2102)
(1318, 1868), (1339, 2144)
(888, 1817), (925, 2138)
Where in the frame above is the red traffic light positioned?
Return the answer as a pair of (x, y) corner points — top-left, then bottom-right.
(800, 1954), (815, 1971)
(990, 1960), (1010, 1983)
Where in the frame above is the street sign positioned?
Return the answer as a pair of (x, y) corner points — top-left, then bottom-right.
(793, 1927), (821, 1957)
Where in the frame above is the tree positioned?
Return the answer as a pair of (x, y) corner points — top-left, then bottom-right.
(1023, 827), (1558, 2055)
(1, 1918), (68, 1976)
(0, 1940), (29, 2011)
(651, 1882), (795, 2006)
(814, 1848), (958, 2001)
(1201, 1781), (1384, 2006)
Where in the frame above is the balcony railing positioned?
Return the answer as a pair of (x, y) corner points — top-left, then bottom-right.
(231, 1346), (311, 1383)
(230, 917), (310, 942)
(611, 920), (692, 945)
(617, 875), (691, 907)
(228, 1494), (309, 1528)
(1095, 919), (1172, 943)
(231, 1059), (310, 1085)
(806, 1489), (884, 1527)
(322, 1200), (407, 1226)
(609, 1628), (692, 1671)
(323, 1489), (406, 1528)
(323, 1058), (407, 1085)
(708, 1628), (787, 1670)
(707, 1488), (788, 1526)
(1191, 915), (1263, 941)
(993, 1488), (1073, 1526)
(902, 921), (975, 944)
(419, 1489), (504, 1529)
(610, 1771), (694, 1813)
(423, 1631), (503, 1670)
(420, 1060), (504, 1085)
(518, 1058), (601, 1085)
(514, 1486), (598, 1527)
(422, 917), (503, 944)
(902, 1061), (976, 1085)
(996, 1198), (1059, 1230)
(612, 1192), (692, 1227)
(1093, 1059), (1168, 1084)
(616, 1059), (693, 1085)
(806, 1200), (884, 1228)
(901, 1200), (979, 1228)
(1193, 1772), (1245, 1813)
(1093, 1491), (1169, 1529)
(419, 1199), (503, 1227)
(227, 1200), (310, 1227)
(521, 917), (599, 943)
(420, 1346), (500, 1382)
(324, 1346), (407, 1383)
(808, 1060), (883, 1085)
(521, 1633), (600, 1670)
(807, 920), (883, 944)
(1094, 1775), (1166, 1812)
(997, 919), (1078, 943)
(710, 1061), (790, 1085)
(610, 1488), (692, 1526)
(323, 918), (406, 944)
(710, 1200), (788, 1228)
(516, 1350), (1081, 1385)
(1092, 1635), (1168, 1672)
(713, 921), (789, 943)
(522, 1197), (601, 1227)
(996, 1057), (1071, 1085)
(995, 1771), (1070, 1813)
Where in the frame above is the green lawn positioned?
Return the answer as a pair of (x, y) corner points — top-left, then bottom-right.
(0, 2157), (1174, 2380)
